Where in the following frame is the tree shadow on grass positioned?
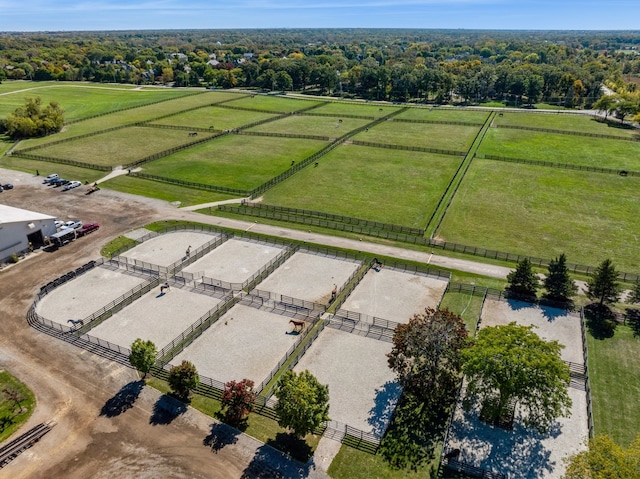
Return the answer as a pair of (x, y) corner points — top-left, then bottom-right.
(584, 303), (617, 339)
(626, 308), (640, 337)
(203, 422), (241, 453)
(99, 380), (145, 418)
(266, 432), (313, 463)
(378, 387), (454, 471)
(240, 441), (313, 479)
(149, 393), (188, 425)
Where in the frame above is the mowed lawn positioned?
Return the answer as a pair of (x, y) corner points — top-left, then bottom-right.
(261, 144), (461, 228)
(394, 107), (489, 124)
(0, 155), (106, 183)
(493, 111), (637, 139)
(151, 106), (277, 130)
(352, 121), (480, 152)
(224, 94), (322, 112)
(0, 83), (198, 121)
(588, 324), (640, 447)
(306, 101), (400, 118)
(248, 114), (371, 137)
(31, 127), (217, 167)
(478, 128), (640, 170)
(436, 160), (640, 272)
(141, 135), (328, 190)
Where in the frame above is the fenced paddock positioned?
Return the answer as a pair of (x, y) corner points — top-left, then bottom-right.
(35, 265), (148, 325)
(150, 106), (277, 131)
(88, 286), (224, 351)
(247, 114), (371, 137)
(180, 237), (285, 284)
(291, 327), (402, 438)
(170, 303), (306, 385)
(339, 267), (448, 323)
(118, 231), (219, 267)
(252, 251), (361, 304)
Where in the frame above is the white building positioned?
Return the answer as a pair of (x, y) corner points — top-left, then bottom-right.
(0, 205), (57, 261)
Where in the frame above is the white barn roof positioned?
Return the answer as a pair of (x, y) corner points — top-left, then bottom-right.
(0, 204), (56, 225)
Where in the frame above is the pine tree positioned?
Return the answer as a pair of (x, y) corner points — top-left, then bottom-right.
(587, 259), (620, 306)
(543, 253), (578, 303)
(506, 258), (539, 298)
(628, 279), (640, 305)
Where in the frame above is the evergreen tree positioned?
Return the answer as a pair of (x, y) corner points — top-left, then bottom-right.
(543, 253), (578, 303)
(506, 258), (540, 298)
(628, 279), (640, 305)
(587, 259), (620, 306)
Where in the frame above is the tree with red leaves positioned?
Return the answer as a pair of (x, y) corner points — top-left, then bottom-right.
(221, 379), (256, 424)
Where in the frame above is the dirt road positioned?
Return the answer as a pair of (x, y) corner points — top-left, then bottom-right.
(0, 170), (328, 479)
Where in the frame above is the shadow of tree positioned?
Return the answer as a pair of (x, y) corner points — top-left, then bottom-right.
(626, 308), (640, 337)
(378, 388), (453, 470)
(203, 422), (241, 453)
(367, 381), (403, 437)
(149, 393), (188, 425)
(240, 442), (313, 479)
(266, 432), (313, 463)
(99, 380), (145, 418)
(584, 303), (617, 339)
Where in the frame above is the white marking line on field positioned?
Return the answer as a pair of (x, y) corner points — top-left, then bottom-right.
(427, 252), (433, 264)
(245, 221), (258, 232)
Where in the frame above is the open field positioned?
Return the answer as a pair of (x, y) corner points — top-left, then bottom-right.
(395, 107), (489, 124)
(352, 121), (480, 151)
(262, 144), (461, 227)
(437, 159), (640, 272)
(141, 134), (328, 190)
(248, 114), (371, 137)
(492, 111), (637, 138)
(0, 155), (106, 182)
(225, 94), (322, 112)
(151, 105), (277, 130)
(587, 324), (640, 447)
(478, 128), (640, 170)
(305, 101), (401, 117)
(32, 126), (218, 167)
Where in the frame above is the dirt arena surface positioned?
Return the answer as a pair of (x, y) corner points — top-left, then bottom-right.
(0, 169), (329, 479)
(254, 252), (361, 304)
(88, 286), (224, 350)
(119, 231), (219, 266)
(181, 237), (285, 284)
(35, 265), (148, 324)
(171, 304), (303, 385)
(339, 268), (448, 323)
(445, 298), (589, 479)
(292, 327), (401, 436)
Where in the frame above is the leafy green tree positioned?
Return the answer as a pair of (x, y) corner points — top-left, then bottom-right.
(274, 70), (293, 91)
(461, 322), (571, 433)
(593, 94), (617, 120)
(563, 434), (640, 479)
(506, 258), (540, 298)
(544, 254), (578, 303)
(221, 378), (256, 424)
(129, 338), (157, 379)
(274, 370), (329, 438)
(629, 279), (640, 304)
(5, 97), (64, 139)
(587, 258), (620, 306)
(168, 360), (199, 401)
(387, 308), (468, 400)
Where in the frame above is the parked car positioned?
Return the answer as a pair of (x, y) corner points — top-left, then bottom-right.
(63, 181), (82, 191)
(54, 220), (65, 229)
(43, 174), (59, 184)
(63, 220), (83, 230)
(53, 179), (71, 188)
(76, 223), (100, 237)
(1, 183), (13, 190)
(48, 178), (66, 186)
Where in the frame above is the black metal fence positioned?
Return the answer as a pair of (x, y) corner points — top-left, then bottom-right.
(494, 123), (640, 142)
(9, 151), (113, 171)
(349, 139), (467, 157)
(580, 307), (596, 438)
(393, 118), (485, 127)
(238, 130), (332, 142)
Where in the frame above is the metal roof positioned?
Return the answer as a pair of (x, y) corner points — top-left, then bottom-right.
(0, 204), (56, 225)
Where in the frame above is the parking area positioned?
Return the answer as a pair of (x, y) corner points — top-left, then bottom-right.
(119, 231), (219, 267)
(170, 303), (304, 385)
(253, 251), (362, 304)
(292, 327), (401, 437)
(339, 267), (448, 323)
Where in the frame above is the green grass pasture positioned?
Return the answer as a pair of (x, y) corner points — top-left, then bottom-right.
(225, 94), (321, 112)
(493, 111), (637, 139)
(31, 126), (216, 167)
(329, 446), (438, 479)
(305, 101), (400, 117)
(0, 155), (106, 182)
(262, 144), (461, 228)
(248, 114), (371, 137)
(478, 128), (640, 170)
(151, 106), (276, 130)
(438, 291), (484, 334)
(353, 121), (480, 151)
(100, 175), (234, 206)
(395, 107), (489, 124)
(141, 135), (328, 190)
(0, 83), (198, 121)
(437, 160), (640, 271)
(587, 324), (640, 446)
(0, 370), (36, 443)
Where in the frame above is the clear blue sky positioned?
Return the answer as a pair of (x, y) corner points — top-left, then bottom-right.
(1, 0), (638, 32)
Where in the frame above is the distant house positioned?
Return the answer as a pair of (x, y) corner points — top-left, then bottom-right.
(243, 53), (255, 59)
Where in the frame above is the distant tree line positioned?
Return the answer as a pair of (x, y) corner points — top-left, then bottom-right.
(1, 29), (640, 109)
